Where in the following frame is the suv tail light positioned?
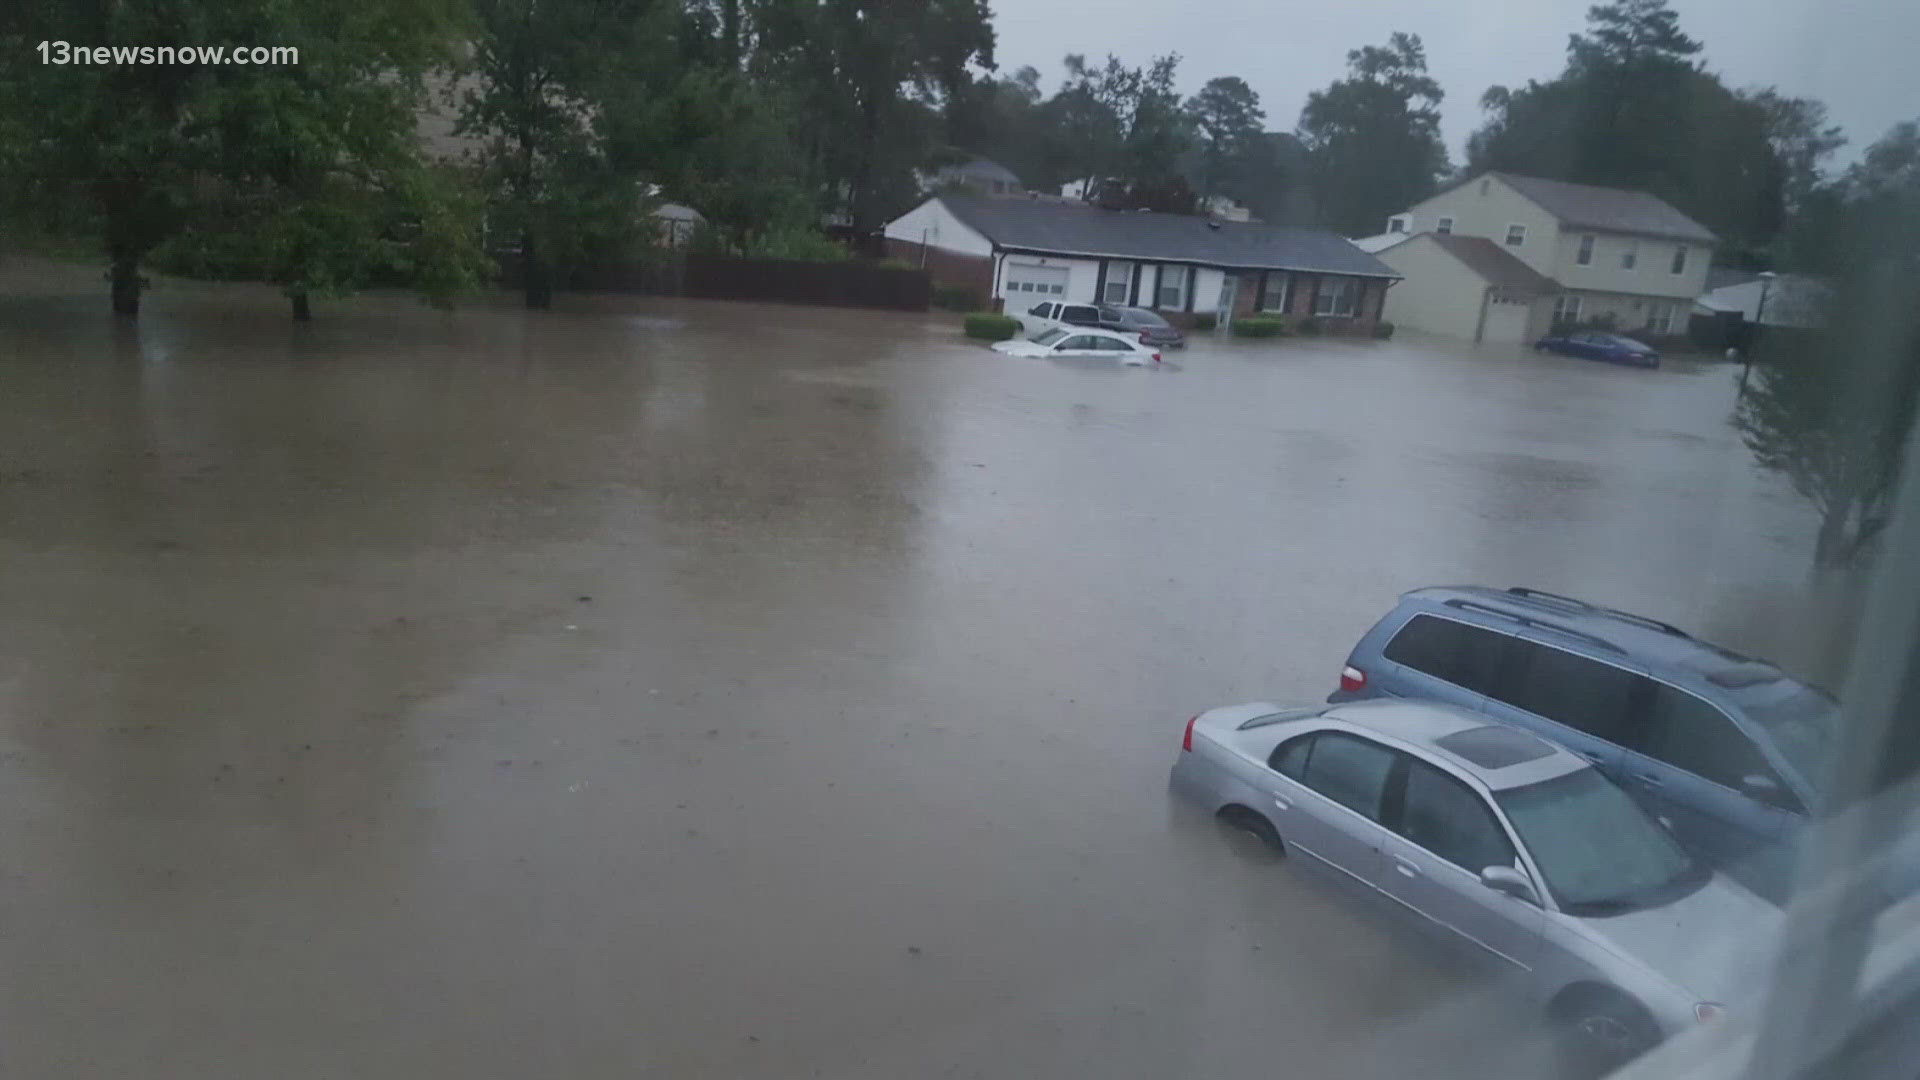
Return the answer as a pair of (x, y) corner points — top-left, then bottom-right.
(1182, 714), (1199, 751)
(1339, 665), (1367, 693)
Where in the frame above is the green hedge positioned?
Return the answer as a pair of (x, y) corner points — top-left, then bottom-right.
(1231, 316), (1286, 338)
(964, 312), (1020, 341)
(1191, 312), (1218, 331)
(1372, 320), (1396, 340)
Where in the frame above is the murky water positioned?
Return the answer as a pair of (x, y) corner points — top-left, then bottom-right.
(0, 261), (1822, 1077)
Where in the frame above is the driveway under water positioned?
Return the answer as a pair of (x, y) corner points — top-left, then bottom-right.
(0, 265), (1823, 1077)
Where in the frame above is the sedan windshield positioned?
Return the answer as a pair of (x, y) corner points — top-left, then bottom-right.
(1496, 768), (1705, 916)
(1028, 329), (1067, 345)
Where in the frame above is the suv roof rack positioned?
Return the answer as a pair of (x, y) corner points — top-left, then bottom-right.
(1444, 598), (1626, 655)
(1504, 586), (1691, 640)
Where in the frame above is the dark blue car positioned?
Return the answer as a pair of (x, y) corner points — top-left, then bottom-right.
(1534, 330), (1661, 368)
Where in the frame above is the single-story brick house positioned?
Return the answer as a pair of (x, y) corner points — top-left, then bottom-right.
(883, 192), (1400, 333)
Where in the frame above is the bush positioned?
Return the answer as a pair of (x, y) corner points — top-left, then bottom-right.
(932, 283), (981, 311)
(874, 257), (914, 271)
(1231, 316), (1285, 338)
(745, 227), (850, 262)
(1372, 320), (1396, 340)
(1297, 317), (1324, 335)
(1191, 312), (1218, 331)
(963, 312), (1020, 341)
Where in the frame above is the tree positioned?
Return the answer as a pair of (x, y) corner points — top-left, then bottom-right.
(1467, 0), (1803, 256)
(1736, 120), (1920, 566)
(1186, 76), (1264, 202)
(1297, 32), (1449, 236)
(1744, 89), (1846, 221)
(753, 0), (995, 233)
(460, 0), (673, 309)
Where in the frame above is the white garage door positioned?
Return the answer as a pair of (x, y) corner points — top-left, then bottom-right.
(1481, 293), (1532, 344)
(1004, 262), (1068, 298)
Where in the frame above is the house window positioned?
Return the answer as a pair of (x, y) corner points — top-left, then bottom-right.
(1104, 261), (1133, 305)
(1670, 245), (1688, 275)
(1157, 267), (1185, 309)
(1622, 241), (1638, 270)
(1646, 303), (1675, 335)
(1436, 217), (1455, 235)
(1576, 234), (1595, 265)
(1505, 224), (1527, 247)
(1313, 277), (1359, 318)
(1261, 272), (1291, 313)
(1387, 216), (1409, 235)
(1552, 294), (1582, 324)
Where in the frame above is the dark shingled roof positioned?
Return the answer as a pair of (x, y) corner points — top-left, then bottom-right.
(937, 193), (1400, 278)
(1490, 172), (1717, 244)
(1424, 233), (1560, 293)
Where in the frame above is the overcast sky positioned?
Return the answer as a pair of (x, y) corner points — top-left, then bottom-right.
(986, 0), (1919, 168)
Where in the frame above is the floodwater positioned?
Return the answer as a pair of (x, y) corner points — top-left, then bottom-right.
(0, 261), (1825, 1078)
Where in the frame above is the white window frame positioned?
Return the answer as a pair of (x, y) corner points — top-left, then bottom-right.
(1157, 266), (1185, 310)
(1505, 223), (1528, 247)
(1436, 217), (1455, 235)
(1647, 302), (1675, 335)
(1261, 271), (1291, 313)
(1387, 215), (1409, 235)
(1576, 234), (1595, 265)
(1622, 241), (1638, 270)
(1103, 261), (1133, 305)
(1670, 245), (1688, 275)
(1553, 294), (1582, 324)
(1313, 276), (1359, 318)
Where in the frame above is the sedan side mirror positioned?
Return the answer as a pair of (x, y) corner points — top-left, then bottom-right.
(1480, 866), (1540, 906)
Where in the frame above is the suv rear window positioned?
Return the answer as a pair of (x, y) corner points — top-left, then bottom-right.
(1382, 614), (1508, 695)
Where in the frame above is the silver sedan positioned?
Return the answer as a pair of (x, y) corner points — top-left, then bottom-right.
(1169, 698), (1781, 1071)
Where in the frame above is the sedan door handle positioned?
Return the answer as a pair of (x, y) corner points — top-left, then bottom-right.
(1391, 856), (1421, 879)
(1272, 794), (1292, 811)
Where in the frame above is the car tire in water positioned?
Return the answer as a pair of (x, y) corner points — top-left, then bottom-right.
(1550, 987), (1660, 1078)
(1215, 805), (1284, 860)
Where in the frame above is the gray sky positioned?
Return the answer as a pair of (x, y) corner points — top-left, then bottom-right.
(987, 0), (1919, 169)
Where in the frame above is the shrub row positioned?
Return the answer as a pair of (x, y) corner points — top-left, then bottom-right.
(963, 312), (1020, 341)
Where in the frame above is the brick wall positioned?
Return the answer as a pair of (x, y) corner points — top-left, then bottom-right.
(884, 239), (993, 307)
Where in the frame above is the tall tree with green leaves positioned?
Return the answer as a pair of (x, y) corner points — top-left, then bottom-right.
(1186, 76), (1264, 203)
(753, 0), (994, 234)
(1468, 0), (1806, 257)
(1735, 119), (1920, 566)
(1297, 32), (1449, 236)
(461, 0), (675, 308)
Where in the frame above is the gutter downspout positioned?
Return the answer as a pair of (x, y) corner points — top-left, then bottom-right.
(1473, 286), (1493, 344)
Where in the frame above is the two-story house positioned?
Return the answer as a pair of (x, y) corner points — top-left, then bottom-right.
(1374, 172), (1716, 346)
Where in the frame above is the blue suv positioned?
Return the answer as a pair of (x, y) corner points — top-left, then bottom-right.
(1329, 586), (1838, 903)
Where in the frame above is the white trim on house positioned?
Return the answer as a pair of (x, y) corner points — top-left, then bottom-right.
(1437, 216), (1456, 235)
(1576, 233), (1596, 265)
(1670, 245), (1689, 275)
(1505, 223), (1528, 248)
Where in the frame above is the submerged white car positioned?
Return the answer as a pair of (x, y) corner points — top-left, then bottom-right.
(991, 327), (1161, 364)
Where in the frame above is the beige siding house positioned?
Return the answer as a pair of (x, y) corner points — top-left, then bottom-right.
(1378, 233), (1559, 344)
(1378, 172), (1715, 344)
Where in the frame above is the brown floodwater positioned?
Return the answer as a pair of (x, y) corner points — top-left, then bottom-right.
(0, 260), (1825, 1077)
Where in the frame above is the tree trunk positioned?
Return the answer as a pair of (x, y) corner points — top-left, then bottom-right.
(522, 233), (551, 310)
(1815, 502), (1852, 566)
(110, 254), (141, 317)
(290, 290), (312, 322)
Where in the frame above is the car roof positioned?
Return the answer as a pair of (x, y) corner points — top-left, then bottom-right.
(1319, 698), (1584, 790)
(1397, 585), (1784, 690)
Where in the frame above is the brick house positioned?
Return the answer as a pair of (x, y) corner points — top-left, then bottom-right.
(882, 193), (1400, 333)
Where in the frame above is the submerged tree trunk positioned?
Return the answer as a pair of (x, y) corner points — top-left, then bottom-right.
(290, 289), (312, 322)
(522, 232), (552, 310)
(109, 253), (141, 317)
(1815, 500), (1853, 567)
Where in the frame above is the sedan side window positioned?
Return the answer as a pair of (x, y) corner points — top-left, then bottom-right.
(1633, 685), (1795, 804)
(1269, 733), (1315, 780)
(1057, 335), (1098, 350)
(1398, 761), (1517, 873)
(1298, 733), (1397, 821)
(1490, 640), (1641, 745)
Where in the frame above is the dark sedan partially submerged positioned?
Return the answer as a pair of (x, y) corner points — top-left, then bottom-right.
(1098, 305), (1186, 348)
(1534, 331), (1661, 368)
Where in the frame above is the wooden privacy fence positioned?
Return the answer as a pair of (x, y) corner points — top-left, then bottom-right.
(683, 254), (931, 311)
